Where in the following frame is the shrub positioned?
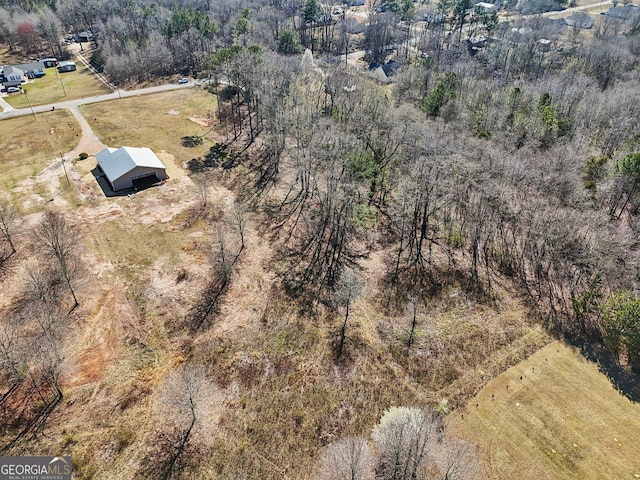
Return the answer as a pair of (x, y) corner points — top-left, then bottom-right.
(176, 268), (189, 283)
(79, 152), (89, 160)
(181, 136), (203, 147)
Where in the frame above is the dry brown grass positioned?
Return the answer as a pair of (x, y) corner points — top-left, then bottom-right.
(168, 282), (550, 480)
(80, 89), (219, 166)
(451, 341), (640, 480)
(0, 110), (81, 205)
(5, 82), (632, 480)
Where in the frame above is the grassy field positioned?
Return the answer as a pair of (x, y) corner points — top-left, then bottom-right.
(0, 109), (81, 203)
(452, 341), (640, 480)
(81, 89), (219, 166)
(4, 63), (109, 109)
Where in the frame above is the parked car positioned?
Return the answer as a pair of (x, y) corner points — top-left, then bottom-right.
(6, 86), (21, 93)
(178, 77), (189, 84)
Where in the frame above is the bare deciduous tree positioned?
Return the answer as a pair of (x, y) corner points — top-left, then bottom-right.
(194, 174), (210, 208)
(371, 406), (439, 480)
(192, 203), (246, 330)
(432, 439), (481, 480)
(0, 316), (25, 418)
(332, 269), (362, 359)
(0, 199), (19, 258)
(149, 365), (212, 480)
(2, 302), (68, 452)
(22, 263), (61, 306)
(317, 436), (374, 480)
(406, 291), (422, 350)
(32, 212), (80, 311)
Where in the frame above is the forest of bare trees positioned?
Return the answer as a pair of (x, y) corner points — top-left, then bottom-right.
(2, 0), (640, 476)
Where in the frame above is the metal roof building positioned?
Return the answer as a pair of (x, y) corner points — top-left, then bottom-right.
(57, 60), (76, 72)
(96, 146), (168, 192)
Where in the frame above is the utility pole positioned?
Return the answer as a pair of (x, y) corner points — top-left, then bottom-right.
(60, 153), (70, 186)
(55, 66), (67, 96)
(23, 89), (36, 118)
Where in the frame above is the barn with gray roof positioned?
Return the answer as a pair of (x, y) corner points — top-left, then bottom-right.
(96, 146), (168, 192)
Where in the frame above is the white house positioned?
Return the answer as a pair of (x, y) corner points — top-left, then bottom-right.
(1, 66), (25, 87)
(474, 2), (497, 12)
(96, 146), (169, 192)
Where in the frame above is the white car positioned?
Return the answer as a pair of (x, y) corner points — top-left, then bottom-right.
(178, 78), (189, 84)
(6, 86), (21, 93)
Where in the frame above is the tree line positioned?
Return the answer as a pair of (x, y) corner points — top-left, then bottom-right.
(180, 3), (640, 368)
(0, 208), (81, 451)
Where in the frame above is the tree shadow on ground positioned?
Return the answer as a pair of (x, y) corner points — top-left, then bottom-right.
(570, 337), (640, 403)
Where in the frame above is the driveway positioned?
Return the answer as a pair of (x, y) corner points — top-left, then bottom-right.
(0, 95), (15, 112)
(64, 105), (108, 158)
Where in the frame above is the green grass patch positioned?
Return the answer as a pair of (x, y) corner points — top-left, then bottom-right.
(5, 64), (109, 108)
(81, 90), (218, 165)
(452, 341), (640, 480)
(354, 203), (377, 228)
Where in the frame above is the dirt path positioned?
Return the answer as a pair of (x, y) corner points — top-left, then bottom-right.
(12, 105), (107, 209)
(63, 285), (121, 388)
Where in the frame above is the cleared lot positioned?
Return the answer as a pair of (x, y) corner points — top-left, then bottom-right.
(452, 341), (640, 480)
(0, 109), (81, 207)
(81, 89), (219, 165)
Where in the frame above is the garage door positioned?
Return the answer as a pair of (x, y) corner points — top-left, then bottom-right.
(132, 174), (160, 191)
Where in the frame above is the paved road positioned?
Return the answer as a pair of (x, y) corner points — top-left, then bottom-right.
(0, 0), (613, 120)
(0, 82), (194, 120)
(340, 49), (367, 67)
(540, 0), (612, 16)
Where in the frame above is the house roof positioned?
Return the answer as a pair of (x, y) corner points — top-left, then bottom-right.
(564, 12), (594, 29)
(604, 5), (636, 19)
(382, 60), (399, 77)
(58, 61), (76, 67)
(96, 147), (166, 182)
(369, 66), (392, 83)
(475, 2), (496, 10)
(13, 62), (45, 71)
(2, 66), (24, 77)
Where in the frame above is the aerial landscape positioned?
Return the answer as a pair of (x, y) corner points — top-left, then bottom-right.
(0, 0), (639, 478)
